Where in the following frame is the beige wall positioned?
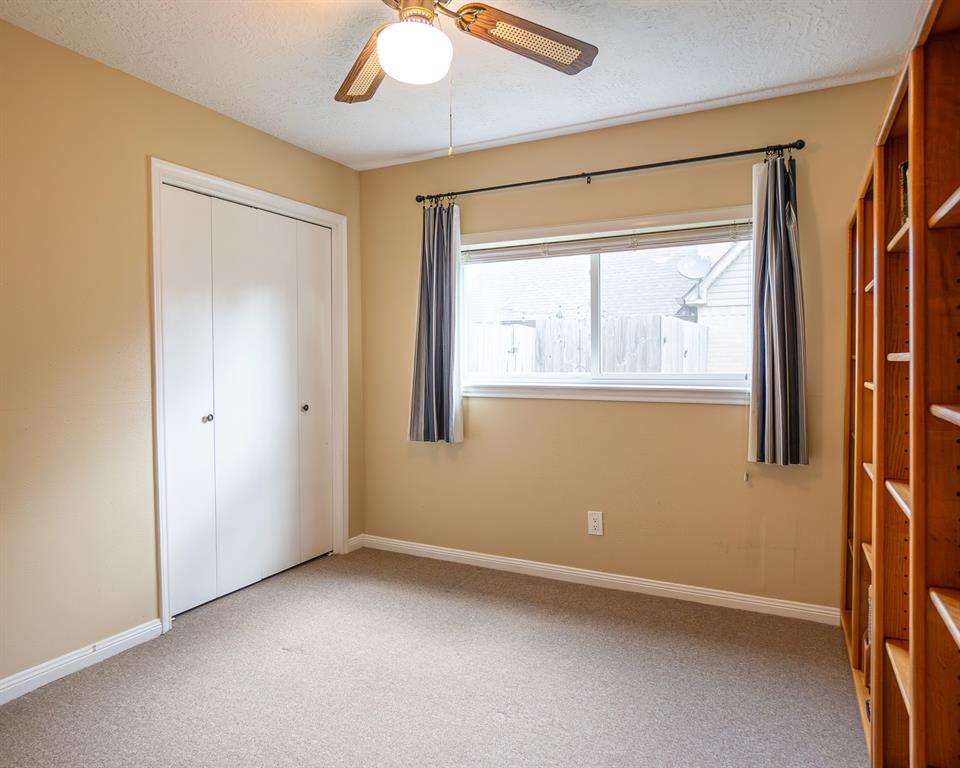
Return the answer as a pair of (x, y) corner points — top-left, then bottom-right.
(0, 21), (364, 678)
(359, 79), (892, 608)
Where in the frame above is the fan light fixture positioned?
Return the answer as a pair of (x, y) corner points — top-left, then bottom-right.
(377, 19), (453, 85)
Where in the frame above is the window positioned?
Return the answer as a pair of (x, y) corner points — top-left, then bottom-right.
(461, 221), (752, 403)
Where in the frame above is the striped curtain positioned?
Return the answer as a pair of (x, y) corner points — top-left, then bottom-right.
(748, 156), (808, 465)
(408, 202), (463, 443)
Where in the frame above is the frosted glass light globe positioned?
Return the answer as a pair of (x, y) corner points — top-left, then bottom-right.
(376, 20), (453, 85)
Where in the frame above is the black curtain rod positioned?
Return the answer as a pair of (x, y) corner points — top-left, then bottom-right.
(415, 139), (805, 203)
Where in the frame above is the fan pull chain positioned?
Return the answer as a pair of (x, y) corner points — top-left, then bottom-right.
(447, 37), (455, 157)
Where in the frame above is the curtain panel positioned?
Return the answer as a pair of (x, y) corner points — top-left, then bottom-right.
(408, 202), (463, 443)
(748, 156), (808, 465)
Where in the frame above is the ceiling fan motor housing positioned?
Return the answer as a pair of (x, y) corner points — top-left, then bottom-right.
(382, 0), (440, 23)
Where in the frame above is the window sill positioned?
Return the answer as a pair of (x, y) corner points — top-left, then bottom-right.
(461, 382), (750, 405)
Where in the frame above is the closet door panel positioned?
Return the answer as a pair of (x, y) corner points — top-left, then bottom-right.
(255, 210), (301, 577)
(297, 221), (334, 560)
(159, 185), (218, 615)
(212, 201), (301, 593)
(211, 199), (270, 595)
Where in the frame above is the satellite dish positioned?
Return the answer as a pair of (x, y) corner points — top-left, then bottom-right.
(677, 253), (711, 280)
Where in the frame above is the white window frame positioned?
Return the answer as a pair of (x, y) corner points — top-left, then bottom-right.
(459, 206), (753, 405)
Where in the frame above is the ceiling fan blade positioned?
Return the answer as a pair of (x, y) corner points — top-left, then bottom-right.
(454, 4), (597, 75)
(335, 25), (388, 103)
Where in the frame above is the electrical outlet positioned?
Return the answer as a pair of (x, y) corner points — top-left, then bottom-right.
(587, 510), (603, 536)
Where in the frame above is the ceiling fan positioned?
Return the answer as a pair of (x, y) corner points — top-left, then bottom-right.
(335, 0), (599, 103)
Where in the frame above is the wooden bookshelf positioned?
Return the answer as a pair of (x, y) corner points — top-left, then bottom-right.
(840, 3), (960, 764)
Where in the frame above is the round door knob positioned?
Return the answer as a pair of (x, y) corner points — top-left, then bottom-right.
(301, 404), (310, 412)
(203, 413), (214, 423)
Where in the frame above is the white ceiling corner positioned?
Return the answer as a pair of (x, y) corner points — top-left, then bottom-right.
(0, 0), (925, 170)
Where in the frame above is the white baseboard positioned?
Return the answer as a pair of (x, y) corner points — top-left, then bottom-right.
(352, 534), (839, 625)
(0, 619), (162, 706)
(346, 535), (365, 553)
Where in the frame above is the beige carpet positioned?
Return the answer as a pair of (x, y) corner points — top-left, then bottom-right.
(0, 549), (866, 767)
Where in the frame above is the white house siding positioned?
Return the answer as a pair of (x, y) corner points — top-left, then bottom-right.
(699, 305), (751, 372)
(703, 246), (751, 307)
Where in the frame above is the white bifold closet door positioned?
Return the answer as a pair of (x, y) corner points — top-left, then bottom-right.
(296, 221), (334, 560)
(212, 198), (300, 593)
(160, 184), (333, 617)
(160, 185), (218, 615)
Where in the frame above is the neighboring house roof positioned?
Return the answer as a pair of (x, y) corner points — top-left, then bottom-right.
(601, 248), (699, 316)
(464, 242), (751, 324)
(465, 247), (705, 323)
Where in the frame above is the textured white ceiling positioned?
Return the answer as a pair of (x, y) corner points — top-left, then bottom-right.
(0, 0), (924, 170)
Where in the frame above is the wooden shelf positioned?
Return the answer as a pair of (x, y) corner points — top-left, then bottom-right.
(841, 609), (852, 648)
(887, 220), (910, 253)
(930, 404), (960, 427)
(864, 279), (875, 293)
(885, 640), (912, 715)
(886, 352), (910, 362)
(930, 588), (960, 649)
(863, 461), (875, 481)
(929, 184), (960, 228)
(885, 480), (912, 519)
(851, 667), (872, 749)
(864, 381), (875, 391)
(862, 542), (875, 570)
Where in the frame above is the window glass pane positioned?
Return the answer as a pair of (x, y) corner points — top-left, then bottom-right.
(463, 254), (591, 377)
(599, 242), (751, 375)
